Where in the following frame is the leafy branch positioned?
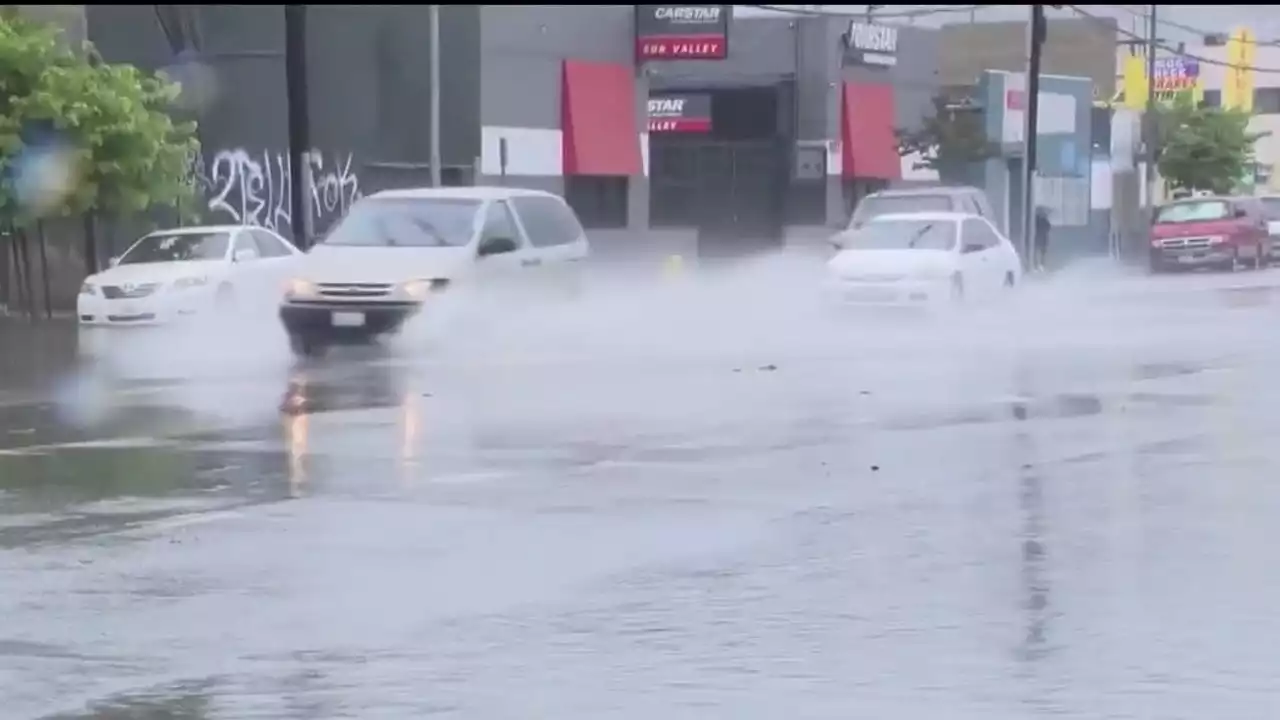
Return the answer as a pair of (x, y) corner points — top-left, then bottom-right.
(1155, 93), (1267, 194)
(895, 93), (998, 179)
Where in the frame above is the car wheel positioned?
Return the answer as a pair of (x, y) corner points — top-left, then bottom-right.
(1225, 249), (1241, 272)
(950, 274), (965, 303)
(215, 284), (236, 311)
(289, 333), (327, 359)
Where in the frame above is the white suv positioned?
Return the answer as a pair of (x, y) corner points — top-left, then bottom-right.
(279, 186), (590, 357)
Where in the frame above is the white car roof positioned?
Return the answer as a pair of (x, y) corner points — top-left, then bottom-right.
(866, 211), (975, 223)
(369, 186), (561, 201)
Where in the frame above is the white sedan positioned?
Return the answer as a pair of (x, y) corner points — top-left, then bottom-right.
(824, 211), (1022, 306)
(77, 224), (302, 326)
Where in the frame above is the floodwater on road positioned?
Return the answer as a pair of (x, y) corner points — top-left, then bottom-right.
(5, 257), (1280, 719)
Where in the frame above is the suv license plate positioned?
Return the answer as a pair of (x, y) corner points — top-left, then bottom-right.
(331, 311), (365, 327)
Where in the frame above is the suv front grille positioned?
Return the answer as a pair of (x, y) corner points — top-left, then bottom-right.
(317, 283), (393, 299)
(1159, 236), (1215, 249)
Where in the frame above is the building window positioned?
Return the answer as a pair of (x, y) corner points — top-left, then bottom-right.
(564, 176), (628, 229)
(1254, 87), (1280, 115)
(1201, 89), (1221, 108)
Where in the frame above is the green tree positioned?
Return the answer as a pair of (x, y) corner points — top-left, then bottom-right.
(0, 9), (199, 310)
(896, 93), (997, 181)
(1156, 94), (1264, 195)
(0, 12), (199, 220)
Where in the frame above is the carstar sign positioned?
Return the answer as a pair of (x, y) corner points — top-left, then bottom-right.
(647, 94), (712, 132)
(635, 5), (731, 61)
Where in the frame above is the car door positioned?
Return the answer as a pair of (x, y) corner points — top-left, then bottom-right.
(979, 217), (1019, 287)
(247, 228), (302, 304)
(226, 230), (265, 293)
(1240, 198), (1270, 258)
(474, 199), (534, 290)
(958, 219), (998, 296)
(508, 194), (588, 294)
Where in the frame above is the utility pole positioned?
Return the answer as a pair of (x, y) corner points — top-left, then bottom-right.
(285, 5), (313, 248)
(1019, 4), (1046, 270)
(428, 5), (443, 187)
(1143, 3), (1159, 207)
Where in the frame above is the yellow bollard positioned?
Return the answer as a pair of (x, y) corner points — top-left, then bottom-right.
(662, 253), (685, 280)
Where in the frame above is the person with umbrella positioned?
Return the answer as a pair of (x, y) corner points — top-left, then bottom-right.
(1033, 206), (1052, 273)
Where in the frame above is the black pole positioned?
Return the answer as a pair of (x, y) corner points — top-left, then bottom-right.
(1143, 4), (1158, 204)
(285, 4), (312, 249)
(0, 230), (9, 312)
(6, 228), (21, 313)
(1021, 4), (1045, 269)
(82, 212), (98, 274)
(16, 229), (34, 320)
(36, 221), (51, 320)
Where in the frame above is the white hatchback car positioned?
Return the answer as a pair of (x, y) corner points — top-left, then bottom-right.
(279, 186), (590, 357)
(77, 225), (302, 326)
(825, 211), (1022, 306)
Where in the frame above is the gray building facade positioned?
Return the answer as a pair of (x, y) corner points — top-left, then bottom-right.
(86, 6), (944, 255)
(0, 2), (960, 298)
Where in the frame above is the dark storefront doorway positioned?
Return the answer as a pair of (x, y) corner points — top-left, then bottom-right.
(649, 84), (789, 262)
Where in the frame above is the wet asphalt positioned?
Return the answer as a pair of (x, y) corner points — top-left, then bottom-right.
(5, 260), (1280, 718)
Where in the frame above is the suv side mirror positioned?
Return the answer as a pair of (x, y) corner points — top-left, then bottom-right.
(1235, 207), (1249, 218)
(478, 235), (518, 257)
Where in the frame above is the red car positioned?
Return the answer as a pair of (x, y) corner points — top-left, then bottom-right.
(1150, 196), (1271, 273)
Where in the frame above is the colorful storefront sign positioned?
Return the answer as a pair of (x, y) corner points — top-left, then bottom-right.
(1120, 53), (1203, 109)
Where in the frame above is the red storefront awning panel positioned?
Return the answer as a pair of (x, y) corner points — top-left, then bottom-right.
(562, 60), (642, 176)
(841, 82), (901, 181)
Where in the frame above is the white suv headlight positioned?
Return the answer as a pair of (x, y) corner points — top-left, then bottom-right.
(285, 278), (317, 298)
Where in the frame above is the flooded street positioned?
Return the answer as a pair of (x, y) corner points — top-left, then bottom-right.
(5, 260), (1280, 719)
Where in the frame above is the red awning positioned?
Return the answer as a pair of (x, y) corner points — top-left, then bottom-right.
(841, 82), (901, 181)
(562, 60), (642, 176)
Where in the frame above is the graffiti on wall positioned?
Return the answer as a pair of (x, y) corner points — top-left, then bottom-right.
(189, 148), (363, 236)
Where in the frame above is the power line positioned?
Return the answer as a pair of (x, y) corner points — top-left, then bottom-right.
(1067, 5), (1280, 74)
(740, 5), (985, 20)
(1111, 5), (1280, 47)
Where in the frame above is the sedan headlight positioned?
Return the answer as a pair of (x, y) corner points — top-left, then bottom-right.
(285, 278), (317, 297)
(172, 276), (210, 290)
(79, 281), (97, 296)
(400, 278), (450, 301)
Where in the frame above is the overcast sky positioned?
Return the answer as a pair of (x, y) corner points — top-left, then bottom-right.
(735, 5), (1280, 43)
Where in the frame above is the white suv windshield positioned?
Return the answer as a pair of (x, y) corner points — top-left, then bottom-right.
(854, 195), (953, 225)
(323, 198), (482, 248)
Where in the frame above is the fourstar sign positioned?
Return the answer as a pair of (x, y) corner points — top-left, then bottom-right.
(841, 21), (898, 68)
